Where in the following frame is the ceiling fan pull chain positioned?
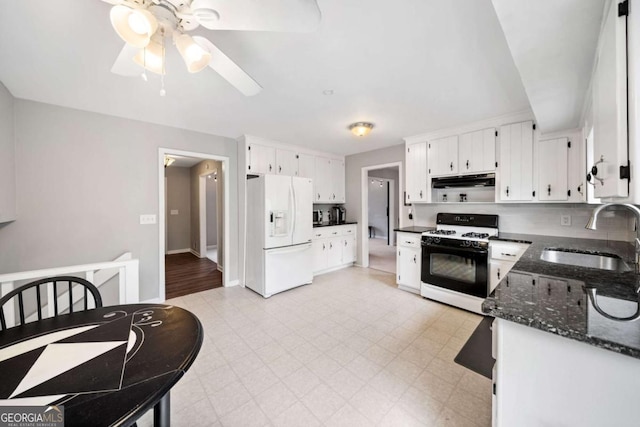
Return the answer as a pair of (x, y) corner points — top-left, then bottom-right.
(159, 29), (167, 97)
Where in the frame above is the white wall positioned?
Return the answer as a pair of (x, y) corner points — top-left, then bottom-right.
(0, 99), (238, 301)
(367, 179), (389, 239)
(165, 166), (191, 252)
(0, 82), (15, 223)
(345, 144), (408, 265)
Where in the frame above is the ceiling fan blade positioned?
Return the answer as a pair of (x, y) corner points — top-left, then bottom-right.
(192, 0), (320, 32)
(193, 36), (262, 97)
(110, 44), (143, 77)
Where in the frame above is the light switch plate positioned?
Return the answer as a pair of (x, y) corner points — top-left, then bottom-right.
(140, 214), (157, 225)
(170, 210), (179, 215)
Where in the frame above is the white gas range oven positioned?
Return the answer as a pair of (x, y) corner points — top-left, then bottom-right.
(420, 213), (499, 314)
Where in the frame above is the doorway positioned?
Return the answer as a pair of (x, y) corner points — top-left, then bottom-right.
(158, 149), (230, 301)
(362, 164), (401, 273)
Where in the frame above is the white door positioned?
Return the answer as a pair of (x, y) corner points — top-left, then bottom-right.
(538, 138), (568, 201)
(398, 247), (419, 290)
(314, 157), (331, 202)
(264, 175), (293, 249)
(312, 239), (328, 273)
(499, 121), (533, 201)
(298, 153), (315, 178)
(276, 149), (297, 176)
(591, 0), (628, 198)
(264, 243), (313, 296)
(331, 159), (345, 202)
(292, 177), (313, 245)
(342, 236), (356, 264)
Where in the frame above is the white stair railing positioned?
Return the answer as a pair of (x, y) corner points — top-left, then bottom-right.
(0, 253), (139, 328)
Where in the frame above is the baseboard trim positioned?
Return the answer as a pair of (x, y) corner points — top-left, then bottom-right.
(313, 263), (354, 276)
(226, 280), (240, 287)
(166, 248), (191, 255)
(207, 245), (217, 250)
(190, 249), (203, 258)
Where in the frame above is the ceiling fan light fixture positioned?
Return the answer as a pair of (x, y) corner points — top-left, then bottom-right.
(176, 34), (212, 73)
(110, 5), (158, 48)
(133, 39), (165, 75)
(349, 122), (374, 137)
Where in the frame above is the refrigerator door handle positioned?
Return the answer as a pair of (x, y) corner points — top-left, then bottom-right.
(289, 181), (295, 239)
(265, 243), (312, 255)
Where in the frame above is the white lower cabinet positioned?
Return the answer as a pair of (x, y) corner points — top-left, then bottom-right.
(489, 241), (530, 292)
(312, 225), (357, 275)
(396, 232), (422, 293)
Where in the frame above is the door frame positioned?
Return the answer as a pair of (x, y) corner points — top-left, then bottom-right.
(360, 162), (403, 268)
(158, 148), (230, 301)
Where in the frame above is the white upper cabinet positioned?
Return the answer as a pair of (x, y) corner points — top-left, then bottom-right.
(406, 142), (427, 203)
(459, 128), (496, 174)
(498, 121), (534, 202)
(297, 153), (315, 179)
(428, 136), (458, 176)
(276, 148), (297, 176)
(331, 159), (345, 203)
(591, 0), (628, 198)
(314, 157), (332, 203)
(537, 138), (569, 201)
(247, 143), (276, 175)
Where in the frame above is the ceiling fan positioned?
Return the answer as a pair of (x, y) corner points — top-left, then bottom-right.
(102, 0), (321, 96)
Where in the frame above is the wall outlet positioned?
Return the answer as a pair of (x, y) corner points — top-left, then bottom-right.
(140, 214), (157, 225)
(170, 209), (179, 215)
(561, 215), (571, 226)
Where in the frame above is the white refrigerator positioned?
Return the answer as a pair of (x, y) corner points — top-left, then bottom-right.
(245, 175), (313, 297)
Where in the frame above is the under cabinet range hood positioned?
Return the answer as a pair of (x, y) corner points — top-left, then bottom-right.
(431, 173), (495, 189)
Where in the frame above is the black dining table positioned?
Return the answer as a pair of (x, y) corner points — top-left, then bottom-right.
(0, 303), (203, 427)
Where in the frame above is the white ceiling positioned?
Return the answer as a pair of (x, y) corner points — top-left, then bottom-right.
(0, 0), (534, 155)
(491, 0), (605, 133)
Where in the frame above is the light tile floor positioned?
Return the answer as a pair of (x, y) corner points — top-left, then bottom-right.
(138, 267), (492, 427)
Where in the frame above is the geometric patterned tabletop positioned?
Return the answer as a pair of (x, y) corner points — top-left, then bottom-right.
(0, 304), (203, 426)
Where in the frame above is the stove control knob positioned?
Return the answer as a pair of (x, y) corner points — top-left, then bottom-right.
(472, 241), (481, 248)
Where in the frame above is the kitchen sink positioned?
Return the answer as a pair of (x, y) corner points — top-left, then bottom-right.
(540, 248), (632, 272)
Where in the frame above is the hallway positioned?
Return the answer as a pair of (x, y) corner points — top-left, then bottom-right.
(165, 252), (223, 299)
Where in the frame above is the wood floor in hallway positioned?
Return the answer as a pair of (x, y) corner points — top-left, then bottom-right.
(165, 252), (223, 299)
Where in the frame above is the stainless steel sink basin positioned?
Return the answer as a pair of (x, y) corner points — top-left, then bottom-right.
(540, 248), (632, 272)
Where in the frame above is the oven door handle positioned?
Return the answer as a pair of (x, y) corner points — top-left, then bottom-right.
(421, 243), (488, 254)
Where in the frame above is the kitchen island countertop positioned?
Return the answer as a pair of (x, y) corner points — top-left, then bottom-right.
(484, 232), (640, 359)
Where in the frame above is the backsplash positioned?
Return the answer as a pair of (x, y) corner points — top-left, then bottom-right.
(411, 203), (634, 242)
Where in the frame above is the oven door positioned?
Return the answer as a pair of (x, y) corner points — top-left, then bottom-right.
(421, 243), (488, 298)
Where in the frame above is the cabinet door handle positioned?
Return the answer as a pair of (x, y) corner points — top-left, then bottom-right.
(332, 232), (338, 235)
(497, 268), (501, 279)
(419, 190), (423, 198)
(466, 160), (469, 169)
(278, 165), (282, 173)
(344, 240), (347, 246)
(269, 164), (272, 172)
(501, 253), (516, 257)
(317, 193), (320, 200)
(322, 243), (326, 250)
(330, 242), (333, 249)
(506, 186), (510, 197)
(450, 162), (453, 171)
(413, 255), (417, 263)
(333, 193), (336, 200)
(547, 184), (551, 196)
(405, 240), (412, 244)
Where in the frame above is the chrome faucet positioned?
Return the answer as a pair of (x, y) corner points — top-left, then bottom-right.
(586, 203), (640, 270)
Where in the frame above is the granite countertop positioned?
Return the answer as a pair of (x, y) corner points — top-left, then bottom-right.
(484, 233), (640, 359)
(313, 221), (358, 228)
(394, 226), (435, 234)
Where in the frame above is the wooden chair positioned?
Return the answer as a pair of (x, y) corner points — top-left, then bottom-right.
(0, 276), (103, 331)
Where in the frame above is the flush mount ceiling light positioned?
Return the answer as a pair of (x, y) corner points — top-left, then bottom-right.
(103, 0), (323, 96)
(349, 122), (374, 137)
